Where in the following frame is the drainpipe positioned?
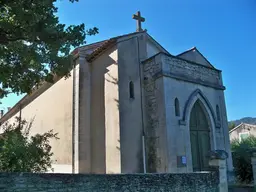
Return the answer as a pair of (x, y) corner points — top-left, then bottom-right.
(71, 57), (77, 173)
(136, 35), (147, 173)
(142, 133), (146, 173)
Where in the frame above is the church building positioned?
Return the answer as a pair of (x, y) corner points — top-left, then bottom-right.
(0, 12), (233, 174)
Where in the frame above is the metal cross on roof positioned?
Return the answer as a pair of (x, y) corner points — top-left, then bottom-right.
(132, 11), (145, 32)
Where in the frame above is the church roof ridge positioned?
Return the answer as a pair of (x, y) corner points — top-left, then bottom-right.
(86, 30), (146, 62)
(72, 30), (146, 61)
(72, 40), (109, 55)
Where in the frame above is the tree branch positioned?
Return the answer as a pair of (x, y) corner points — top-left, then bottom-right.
(0, 28), (26, 44)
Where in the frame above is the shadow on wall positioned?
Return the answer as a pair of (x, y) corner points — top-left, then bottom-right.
(116, 139), (120, 151)
(91, 53), (118, 173)
(105, 68), (120, 152)
(105, 72), (118, 85)
(105, 71), (119, 110)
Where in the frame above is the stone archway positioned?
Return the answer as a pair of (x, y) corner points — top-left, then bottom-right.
(189, 100), (211, 172)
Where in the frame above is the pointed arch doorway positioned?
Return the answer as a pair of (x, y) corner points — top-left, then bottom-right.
(190, 100), (211, 172)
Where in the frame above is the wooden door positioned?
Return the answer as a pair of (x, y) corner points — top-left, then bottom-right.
(190, 100), (211, 171)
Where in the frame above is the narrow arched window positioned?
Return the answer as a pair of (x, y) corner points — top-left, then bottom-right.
(216, 105), (220, 121)
(175, 98), (180, 117)
(129, 81), (134, 99)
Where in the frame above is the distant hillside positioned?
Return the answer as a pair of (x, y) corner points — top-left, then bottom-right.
(229, 117), (256, 126)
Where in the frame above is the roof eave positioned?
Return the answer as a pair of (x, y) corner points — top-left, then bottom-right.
(86, 39), (117, 62)
(0, 75), (61, 124)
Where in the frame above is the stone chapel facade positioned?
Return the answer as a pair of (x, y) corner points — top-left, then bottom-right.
(0, 31), (233, 174)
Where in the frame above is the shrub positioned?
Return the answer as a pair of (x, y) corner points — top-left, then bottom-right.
(0, 117), (58, 172)
(231, 135), (256, 183)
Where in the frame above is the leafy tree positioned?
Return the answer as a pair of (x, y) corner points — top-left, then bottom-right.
(231, 136), (256, 183)
(228, 122), (236, 130)
(0, 117), (58, 172)
(0, 0), (98, 99)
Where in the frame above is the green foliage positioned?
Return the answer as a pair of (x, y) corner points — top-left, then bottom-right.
(0, 0), (98, 98)
(229, 122), (236, 130)
(0, 117), (58, 172)
(231, 135), (256, 183)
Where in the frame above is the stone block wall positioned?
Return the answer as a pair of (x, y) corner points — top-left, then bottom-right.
(164, 55), (222, 88)
(0, 172), (219, 192)
(143, 56), (164, 172)
(229, 185), (254, 192)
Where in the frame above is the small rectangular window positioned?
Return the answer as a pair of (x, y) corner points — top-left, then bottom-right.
(239, 132), (249, 142)
(175, 98), (180, 117)
(129, 81), (134, 99)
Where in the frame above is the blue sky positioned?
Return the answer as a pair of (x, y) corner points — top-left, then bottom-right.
(1, 0), (255, 121)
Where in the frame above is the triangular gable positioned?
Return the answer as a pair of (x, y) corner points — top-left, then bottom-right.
(177, 47), (214, 68)
(146, 33), (169, 58)
(229, 123), (256, 133)
(114, 31), (169, 59)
